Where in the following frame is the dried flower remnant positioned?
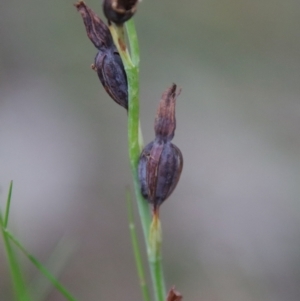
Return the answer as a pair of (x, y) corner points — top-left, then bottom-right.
(138, 84), (183, 215)
(75, 1), (128, 109)
(103, 0), (138, 24)
(166, 286), (183, 301)
(75, 1), (113, 50)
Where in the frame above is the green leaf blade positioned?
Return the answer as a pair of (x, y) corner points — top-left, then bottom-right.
(5, 230), (78, 301)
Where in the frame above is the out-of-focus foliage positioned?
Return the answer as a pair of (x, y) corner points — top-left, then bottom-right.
(0, 0), (299, 300)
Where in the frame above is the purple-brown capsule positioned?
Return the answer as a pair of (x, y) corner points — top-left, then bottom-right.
(138, 84), (183, 213)
(103, 0), (138, 25)
(93, 49), (128, 109)
(75, 1), (128, 109)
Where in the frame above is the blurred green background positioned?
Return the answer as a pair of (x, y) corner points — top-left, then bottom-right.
(1, 0), (300, 300)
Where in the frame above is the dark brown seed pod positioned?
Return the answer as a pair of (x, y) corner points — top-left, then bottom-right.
(75, 1), (128, 109)
(103, 0), (138, 24)
(138, 84), (183, 213)
(93, 49), (128, 109)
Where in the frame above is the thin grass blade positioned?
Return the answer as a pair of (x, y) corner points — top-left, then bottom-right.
(29, 236), (79, 301)
(4, 230), (78, 301)
(4, 180), (13, 228)
(0, 213), (31, 301)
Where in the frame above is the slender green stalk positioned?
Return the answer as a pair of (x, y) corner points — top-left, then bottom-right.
(125, 20), (167, 301)
(125, 20), (140, 66)
(29, 237), (78, 301)
(138, 120), (144, 151)
(127, 191), (151, 301)
(149, 216), (165, 301)
(0, 219), (31, 301)
(4, 180), (13, 228)
(151, 256), (166, 301)
(109, 22), (151, 250)
(109, 20), (167, 301)
(4, 230), (78, 301)
(0, 183), (31, 301)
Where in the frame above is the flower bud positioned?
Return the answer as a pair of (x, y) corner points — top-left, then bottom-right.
(103, 0), (138, 24)
(75, 1), (128, 109)
(138, 84), (183, 213)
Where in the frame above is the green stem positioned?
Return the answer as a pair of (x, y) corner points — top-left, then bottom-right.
(126, 61), (168, 301)
(109, 23), (150, 249)
(126, 20), (167, 301)
(151, 257), (166, 301)
(125, 20), (140, 66)
(127, 191), (151, 301)
(149, 215), (165, 301)
(109, 20), (167, 301)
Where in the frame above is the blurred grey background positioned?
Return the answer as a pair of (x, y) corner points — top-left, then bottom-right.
(0, 0), (300, 300)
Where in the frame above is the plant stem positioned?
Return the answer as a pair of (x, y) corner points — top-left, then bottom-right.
(127, 191), (151, 301)
(151, 256), (166, 301)
(110, 20), (167, 301)
(125, 20), (140, 66)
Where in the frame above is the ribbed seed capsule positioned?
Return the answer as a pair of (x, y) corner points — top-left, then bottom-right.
(93, 48), (128, 109)
(103, 0), (138, 25)
(75, 1), (128, 110)
(138, 84), (183, 213)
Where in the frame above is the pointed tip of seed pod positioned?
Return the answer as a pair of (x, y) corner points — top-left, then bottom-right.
(75, 1), (113, 50)
(154, 84), (182, 142)
(74, 1), (89, 12)
(74, 1), (84, 9)
(166, 286), (183, 301)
